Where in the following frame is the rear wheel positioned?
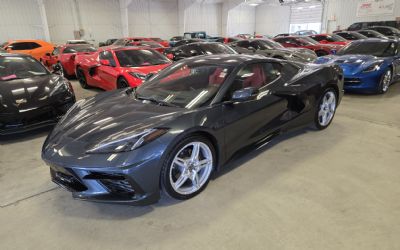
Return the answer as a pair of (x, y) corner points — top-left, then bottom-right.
(76, 68), (89, 89)
(161, 136), (215, 200)
(117, 77), (129, 89)
(378, 68), (392, 94)
(314, 88), (337, 130)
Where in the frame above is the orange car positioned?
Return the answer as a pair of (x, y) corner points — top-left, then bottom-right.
(1, 40), (55, 60)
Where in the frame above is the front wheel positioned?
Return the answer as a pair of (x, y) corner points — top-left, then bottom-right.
(314, 89), (337, 130)
(76, 68), (89, 89)
(117, 77), (129, 89)
(161, 136), (215, 200)
(378, 68), (392, 94)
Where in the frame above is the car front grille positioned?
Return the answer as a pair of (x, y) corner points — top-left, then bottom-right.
(100, 179), (135, 194)
(50, 168), (87, 192)
(344, 78), (361, 85)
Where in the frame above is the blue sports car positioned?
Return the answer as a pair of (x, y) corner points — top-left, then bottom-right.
(315, 38), (400, 94)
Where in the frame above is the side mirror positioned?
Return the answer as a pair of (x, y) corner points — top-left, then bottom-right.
(145, 72), (155, 81)
(52, 64), (63, 75)
(100, 59), (111, 66)
(231, 87), (258, 102)
(247, 46), (256, 52)
(166, 53), (174, 60)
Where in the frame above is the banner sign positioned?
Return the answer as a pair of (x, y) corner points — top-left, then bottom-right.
(357, 0), (395, 17)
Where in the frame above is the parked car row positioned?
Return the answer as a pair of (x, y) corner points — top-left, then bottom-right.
(2, 27), (400, 205)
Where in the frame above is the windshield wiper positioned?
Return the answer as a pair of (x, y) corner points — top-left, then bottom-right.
(136, 94), (179, 107)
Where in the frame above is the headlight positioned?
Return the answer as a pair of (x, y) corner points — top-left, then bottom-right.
(129, 72), (147, 80)
(50, 80), (73, 96)
(363, 61), (384, 73)
(86, 128), (168, 154)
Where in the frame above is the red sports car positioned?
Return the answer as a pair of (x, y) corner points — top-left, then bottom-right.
(308, 33), (350, 46)
(273, 36), (344, 56)
(40, 44), (97, 78)
(74, 47), (171, 90)
(113, 37), (168, 47)
(127, 41), (167, 53)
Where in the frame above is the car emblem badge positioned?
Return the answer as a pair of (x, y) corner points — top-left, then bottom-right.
(15, 98), (27, 106)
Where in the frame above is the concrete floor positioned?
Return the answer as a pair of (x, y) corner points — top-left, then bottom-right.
(1, 80), (399, 250)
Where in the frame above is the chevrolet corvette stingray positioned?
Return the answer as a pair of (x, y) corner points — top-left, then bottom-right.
(315, 38), (400, 93)
(75, 47), (171, 90)
(0, 53), (75, 135)
(42, 54), (343, 205)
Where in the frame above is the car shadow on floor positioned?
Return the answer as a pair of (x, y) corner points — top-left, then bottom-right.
(0, 126), (53, 145)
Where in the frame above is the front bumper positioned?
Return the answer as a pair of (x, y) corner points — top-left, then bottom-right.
(0, 99), (75, 135)
(343, 70), (383, 93)
(47, 159), (161, 205)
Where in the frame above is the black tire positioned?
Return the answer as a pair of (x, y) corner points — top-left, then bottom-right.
(314, 88), (337, 130)
(161, 135), (215, 200)
(76, 68), (89, 89)
(377, 68), (392, 94)
(316, 50), (329, 57)
(117, 77), (129, 89)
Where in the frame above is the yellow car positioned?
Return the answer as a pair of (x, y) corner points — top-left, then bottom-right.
(1, 40), (55, 60)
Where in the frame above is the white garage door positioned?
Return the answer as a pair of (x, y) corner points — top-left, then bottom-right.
(289, 2), (323, 34)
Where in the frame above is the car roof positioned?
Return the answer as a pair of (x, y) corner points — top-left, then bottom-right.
(351, 38), (398, 43)
(0, 52), (30, 57)
(181, 54), (269, 66)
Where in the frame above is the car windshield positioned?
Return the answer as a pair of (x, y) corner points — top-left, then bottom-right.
(325, 34), (347, 42)
(200, 44), (236, 54)
(115, 49), (170, 67)
(338, 41), (398, 57)
(136, 41), (162, 48)
(63, 45), (97, 53)
(151, 38), (162, 42)
(135, 62), (234, 109)
(299, 37), (319, 45)
(0, 56), (48, 80)
(257, 39), (284, 49)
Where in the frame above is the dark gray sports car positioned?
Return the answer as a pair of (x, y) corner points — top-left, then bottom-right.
(0, 53), (75, 135)
(229, 39), (317, 63)
(42, 54), (343, 205)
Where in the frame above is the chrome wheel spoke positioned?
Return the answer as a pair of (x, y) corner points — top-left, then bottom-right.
(174, 174), (188, 189)
(318, 91), (336, 127)
(169, 141), (213, 195)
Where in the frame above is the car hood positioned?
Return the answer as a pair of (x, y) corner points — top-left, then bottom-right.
(0, 74), (69, 113)
(280, 48), (317, 61)
(47, 89), (184, 147)
(314, 54), (386, 75)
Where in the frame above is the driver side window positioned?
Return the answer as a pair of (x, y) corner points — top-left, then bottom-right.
(99, 51), (116, 66)
(225, 62), (282, 99)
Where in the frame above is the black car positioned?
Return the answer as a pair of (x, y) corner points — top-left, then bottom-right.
(229, 39), (317, 63)
(99, 39), (117, 47)
(335, 31), (368, 40)
(0, 53), (75, 135)
(165, 42), (237, 61)
(358, 30), (388, 39)
(348, 21), (400, 31)
(367, 26), (400, 39)
(42, 54), (343, 205)
(173, 39), (204, 48)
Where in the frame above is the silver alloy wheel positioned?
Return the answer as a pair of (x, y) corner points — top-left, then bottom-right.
(381, 70), (392, 93)
(318, 91), (336, 127)
(169, 141), (213, 195)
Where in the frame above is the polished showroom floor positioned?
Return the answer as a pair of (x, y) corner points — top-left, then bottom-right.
(1, 80), (399, 250)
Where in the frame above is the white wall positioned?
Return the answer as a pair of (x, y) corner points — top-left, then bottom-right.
(225, 3), (256, 36)
(179, 0), (222, 36)
(128, 0), (178, 39)
(323, 0), (400, 33)
(0, 0), (45, 42)
(255, 3), (290, 36)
